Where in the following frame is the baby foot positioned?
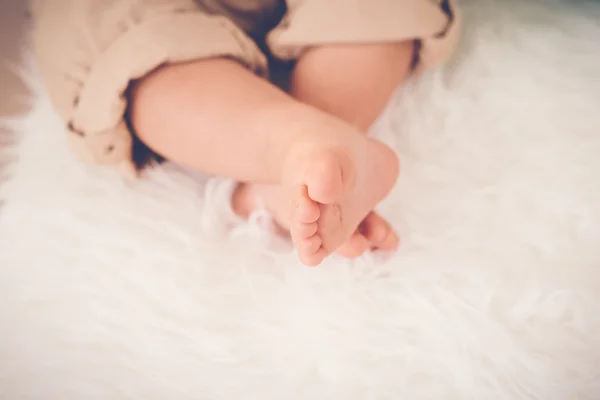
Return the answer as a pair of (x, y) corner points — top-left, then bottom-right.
(284, 136), (399, 266)
(336, 212), (400, 259)
(233, 184), (398, 260)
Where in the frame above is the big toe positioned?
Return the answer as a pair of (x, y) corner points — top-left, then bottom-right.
(360, 212), (399, 251)
(304, 150), (347, 204)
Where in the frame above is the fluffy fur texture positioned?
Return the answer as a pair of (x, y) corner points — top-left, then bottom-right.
(2, 1), (600, 398)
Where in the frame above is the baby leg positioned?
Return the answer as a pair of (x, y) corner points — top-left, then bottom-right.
(235, 42), (414, 259)
(130, 58), (398, 266)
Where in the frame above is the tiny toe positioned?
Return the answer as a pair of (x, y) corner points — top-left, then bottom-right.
(337, 232), (370, 259)
(294, 185), (320, 223)
(298, 234), (322, 255)
(299, 247), (328, 267)
(291, 222), (318, 241)
(361, 212), (399, 251)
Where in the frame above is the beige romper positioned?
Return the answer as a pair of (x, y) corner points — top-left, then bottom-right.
(30, 0), (460, 178)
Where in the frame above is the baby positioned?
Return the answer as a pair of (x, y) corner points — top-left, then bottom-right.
(31, 0), (459, 266)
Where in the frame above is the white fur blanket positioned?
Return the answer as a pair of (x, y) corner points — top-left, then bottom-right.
(1, 1), (600, 399)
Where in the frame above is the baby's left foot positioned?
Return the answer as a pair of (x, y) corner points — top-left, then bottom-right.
(336, 212), (399, 259)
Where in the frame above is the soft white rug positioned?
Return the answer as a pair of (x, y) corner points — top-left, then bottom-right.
(2, 1), (600, 399)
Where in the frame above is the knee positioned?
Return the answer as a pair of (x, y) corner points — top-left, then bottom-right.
(291, 42), (415, 90)
(290, 42), (414, 130)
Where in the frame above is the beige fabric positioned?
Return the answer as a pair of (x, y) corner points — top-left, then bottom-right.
(30, 0), (459, 177)
(268, 0), (460, 72)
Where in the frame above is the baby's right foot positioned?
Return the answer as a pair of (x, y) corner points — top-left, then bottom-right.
(282, 136), (398, 265)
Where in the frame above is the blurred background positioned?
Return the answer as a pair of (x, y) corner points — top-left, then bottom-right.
(1, 0), (28, 114)
(0, 0), (28, 174)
